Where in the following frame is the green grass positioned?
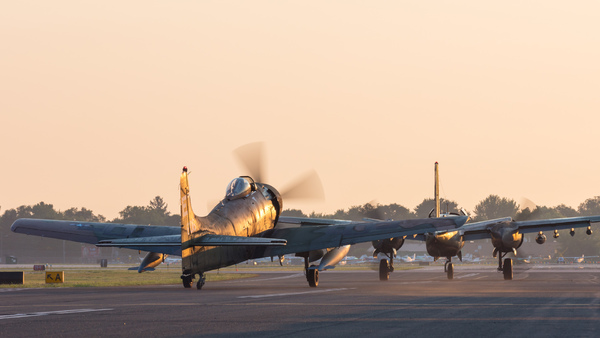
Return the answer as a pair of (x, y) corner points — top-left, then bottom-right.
(0, 267), (256, 288)
(0, 263), (424, 288)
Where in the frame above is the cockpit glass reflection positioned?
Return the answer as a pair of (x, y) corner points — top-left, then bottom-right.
(226, 177), (252, 200)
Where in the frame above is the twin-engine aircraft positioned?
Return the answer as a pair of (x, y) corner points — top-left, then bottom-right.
(11, 166), (468, 289)
(373, 162), (600, 280)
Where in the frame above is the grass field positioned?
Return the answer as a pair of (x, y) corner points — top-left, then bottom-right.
(0, 267), (256, 288)
(0, 263), (423, 288)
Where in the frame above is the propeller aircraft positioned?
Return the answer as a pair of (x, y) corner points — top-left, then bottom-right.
(10, 145), (469, 289)
(372, 162), (600, 280)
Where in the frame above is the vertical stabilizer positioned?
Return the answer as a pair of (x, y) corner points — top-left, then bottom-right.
(180, 167), (201, 237)
(434, 162), (440, 218)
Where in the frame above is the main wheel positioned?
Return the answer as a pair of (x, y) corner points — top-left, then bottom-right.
(307, 269), (319, 287)
(182, 275), (193, 288)
(379, 259), (390, 281)
(503, 258), (513, 280)
(447, 263), (454, 280)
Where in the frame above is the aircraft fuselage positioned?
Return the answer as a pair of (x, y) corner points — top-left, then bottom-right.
(182, 183), (280, 275)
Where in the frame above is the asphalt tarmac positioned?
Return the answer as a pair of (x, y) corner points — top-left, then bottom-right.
(1, 264), (600, 337)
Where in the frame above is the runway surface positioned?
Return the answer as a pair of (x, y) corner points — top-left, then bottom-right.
(2, 265), (600, 337)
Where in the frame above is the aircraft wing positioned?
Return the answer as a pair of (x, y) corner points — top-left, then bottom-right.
(462, 215), (600, 241)
(12, 218), (287, 255)
(11, 218), (182, 255)
(262, 216), (469, 256)
(12, 216), (467, 258)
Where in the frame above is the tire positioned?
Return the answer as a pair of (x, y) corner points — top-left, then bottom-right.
(379, 259), (390, 281)
(182, 275), (193, 288)
(447, 263), (454, 280)
(503, 258), (513, 280)
(307, 269), (319, 287)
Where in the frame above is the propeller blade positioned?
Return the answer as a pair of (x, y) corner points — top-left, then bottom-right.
(519, 197), (537, 211)
(279, 170), (325, 201)
(233, 142), (265, 182)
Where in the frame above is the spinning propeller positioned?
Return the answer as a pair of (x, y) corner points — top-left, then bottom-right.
(233, 142), (325, 201)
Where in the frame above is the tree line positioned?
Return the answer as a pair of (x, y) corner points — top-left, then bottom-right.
(282, 195), (600, 222)
(2, 194), (600, 262)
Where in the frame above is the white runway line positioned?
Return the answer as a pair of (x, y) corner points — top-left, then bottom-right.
(0, 308), (113, 320)
(238, 287), (354, 299)
(225, 273), (304, 283)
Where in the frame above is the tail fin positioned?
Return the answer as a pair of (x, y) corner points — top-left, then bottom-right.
(434, 162), (440, 218)
(180, 167), (201, 236)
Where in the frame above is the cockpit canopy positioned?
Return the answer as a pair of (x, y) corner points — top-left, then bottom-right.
(226, 177), (254, 200)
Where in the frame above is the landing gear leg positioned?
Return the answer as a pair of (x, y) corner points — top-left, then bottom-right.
(444, 258), (454, 279)
(503, 258), (513, 280)
(379, 259), (390, 281)
(379, 253), (395, 281)
(196, 272), (206, 289)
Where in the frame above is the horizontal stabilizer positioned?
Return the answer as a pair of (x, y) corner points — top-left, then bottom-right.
(189, 234), (287, 247)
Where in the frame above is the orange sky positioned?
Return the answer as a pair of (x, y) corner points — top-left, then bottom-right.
(1, 1), (600, 219)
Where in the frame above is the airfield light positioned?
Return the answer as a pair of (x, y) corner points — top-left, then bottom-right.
(553, 230), (559, 239)
(570, 228), (575, 237)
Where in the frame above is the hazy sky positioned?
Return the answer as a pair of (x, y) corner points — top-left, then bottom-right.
(2, 1), (599, 219)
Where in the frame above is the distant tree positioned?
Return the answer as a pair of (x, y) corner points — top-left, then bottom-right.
(148, 196), (168, 214)
(414, 198), (459, 219)
(304, 202), (413, 222)
(115, 205), (150, 224)
(376, 203), (414, 220)
(578, 197), (600, 216)
(515, 206), (563, 221)
(472, 195), (518, 221)
(554, 204), (579, 217)
(281, 209), (307, 217)
(63, 207), (106, 222)
(346, 204), (377, 221)
(113, 196), (178, 226)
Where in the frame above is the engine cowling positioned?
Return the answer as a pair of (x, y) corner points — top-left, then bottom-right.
(372, 237), (405, 256)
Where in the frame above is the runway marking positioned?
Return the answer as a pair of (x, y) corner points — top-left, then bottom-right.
(455, 273), (479, 279)
(238, 288), (354, 299)
(0, 308), (113, 320)
(0, 288), (41, 293)
(226, 273), (304, 283)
